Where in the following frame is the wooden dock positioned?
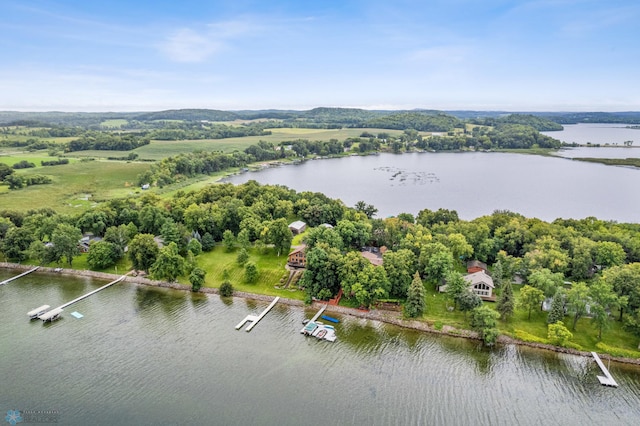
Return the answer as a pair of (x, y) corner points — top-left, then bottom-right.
(32, 274), (128, 322)
(235, 297), (280, 332)
(591, 352), (618, 387)
(0, 266), (39, 286)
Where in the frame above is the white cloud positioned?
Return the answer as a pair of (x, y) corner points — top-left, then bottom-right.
(161, 28), (223, 63)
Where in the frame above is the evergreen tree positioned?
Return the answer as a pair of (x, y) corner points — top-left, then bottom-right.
(496, 280), (515, 321)
(492, 260), (504, 288)
(547, 288), (566, 324)
(237, 247), (249, 265)
(405, 271), (426, 318)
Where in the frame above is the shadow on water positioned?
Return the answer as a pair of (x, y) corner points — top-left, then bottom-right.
(189, 291), (208, 309)
(220, 295), (234, 306)
(134, 286), (187, 318)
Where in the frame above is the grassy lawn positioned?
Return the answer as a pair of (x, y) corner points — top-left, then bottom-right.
(0, 160), (150, 213)
(0, 152), (76, 168)
(192, 245), (305, 300)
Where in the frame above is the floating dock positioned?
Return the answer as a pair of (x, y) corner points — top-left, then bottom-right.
(235, 297), (280, 332)
(31, 274), (128, 322)
(0, 266), (39, 286)
(591, 352), (618, 387)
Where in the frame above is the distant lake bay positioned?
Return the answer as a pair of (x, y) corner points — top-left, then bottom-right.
(225, 152), (640, 223)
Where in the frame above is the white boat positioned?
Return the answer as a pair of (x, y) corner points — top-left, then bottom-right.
(27, 305), (50, 319)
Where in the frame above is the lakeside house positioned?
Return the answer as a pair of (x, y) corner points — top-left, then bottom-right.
(78, 235), (102, 253)
(288, 245), (306, 268)
(288, 221), (307, 235)
(439, 270), (495, 301)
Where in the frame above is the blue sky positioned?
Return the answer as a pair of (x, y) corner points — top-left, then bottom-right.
(1, 0), (639, 111)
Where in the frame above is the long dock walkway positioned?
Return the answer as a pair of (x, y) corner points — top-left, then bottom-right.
(33, 272), (129, 321)
(591, 352), (618, 387)
(0, 266), (39, 286)
(235, 297), (280, 332)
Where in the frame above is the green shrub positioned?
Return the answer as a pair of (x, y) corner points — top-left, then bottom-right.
(595, 342), (640, 359)
(219, 280), (234, 297)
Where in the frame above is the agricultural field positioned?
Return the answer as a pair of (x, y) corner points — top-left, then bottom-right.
(0, 159), (150, 213)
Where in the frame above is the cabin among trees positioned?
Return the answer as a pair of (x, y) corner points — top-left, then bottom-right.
(287, 245), (306, 268)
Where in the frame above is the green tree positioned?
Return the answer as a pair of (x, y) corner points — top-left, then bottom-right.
(223, 230), (235, 251)
(382, 248), (416, 298)
(492, 260), (504, 289)
(104, 224), (131, 258)
(604, 263), (640, 321)
(237, 228), (251, 250)
(245, 262), (258, 283)
(350, 264), (390, 309)
(151, 242), (186, 282)
(589, 280), (624, 340)
(51, 223), (82, 266)
(445, 271), (469, 310)
(458, 291), (482, 317)
(548, 321), (573, 347)
(299, 243), (343, 299)
(237, 248), (249, 265)
(87, 241), (119, 270)
(547, 288), (566, 324)
(28, 240), (52, 265)
(405, 271), (426, 318)
(201, 232), (216, 251)
(517, 285), (545, 320)
(0, 163), (14, 181)
(566, 282), (590, 331)
(187, 238), (202, 256)
(219, 280), (234, 297)
(470, 305), (500, 346)
(128, 233), (159, 273)
(496, 280), (515, 321)
(528, 268), (564, 299)
(595, 241), (626, 269)
(267, 218), (293, 256)
(2, 226), (35, 261)
(419, 242), (454, 286)
(189, 267), (206, 292)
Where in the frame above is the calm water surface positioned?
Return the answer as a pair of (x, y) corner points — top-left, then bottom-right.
(225, 152), (640, 223)
(1, 270), (640, 425)
(542, 123), (640, 146)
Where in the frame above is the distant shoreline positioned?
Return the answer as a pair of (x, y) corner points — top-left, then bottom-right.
(3, 262), (640, 366)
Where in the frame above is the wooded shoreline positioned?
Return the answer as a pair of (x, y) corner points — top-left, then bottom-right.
(4, 262), (639, 366)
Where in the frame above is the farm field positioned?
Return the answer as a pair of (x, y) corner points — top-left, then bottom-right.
(0, 160), (149, 213)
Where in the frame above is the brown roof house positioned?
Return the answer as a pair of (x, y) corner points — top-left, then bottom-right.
(287, 245), (306, 268)
(466, 260), (488, 274)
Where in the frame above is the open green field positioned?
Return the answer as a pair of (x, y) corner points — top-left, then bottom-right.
(0, 153), (78, 168)
(70, 127), (407, 160)
(0, 160), (150, 213)
(100, 119), (129, 128)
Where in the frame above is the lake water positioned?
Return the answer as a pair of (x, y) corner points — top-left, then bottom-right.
(542, 123), (640, 146)
(225, 152), (640, 223)
(2, 270), (640, 425)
